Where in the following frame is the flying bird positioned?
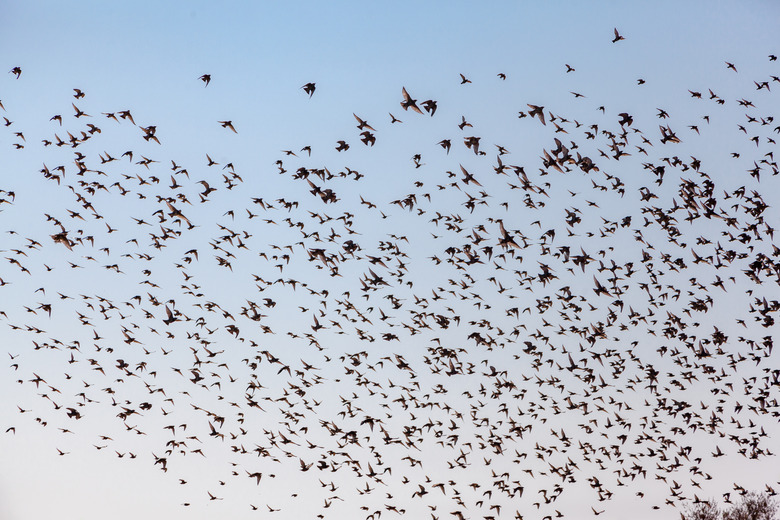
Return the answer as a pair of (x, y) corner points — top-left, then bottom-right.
(301, 82), (316, 97)
(400, 87), (423, 114)
(218, 120), (237, 133)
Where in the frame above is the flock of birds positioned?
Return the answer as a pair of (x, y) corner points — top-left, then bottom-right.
(2, 32), (780, 520)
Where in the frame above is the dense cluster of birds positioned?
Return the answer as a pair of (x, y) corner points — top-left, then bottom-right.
(2, 34), (779, 520)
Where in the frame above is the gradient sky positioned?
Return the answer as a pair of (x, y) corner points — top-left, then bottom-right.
(1, 2), (779, 520)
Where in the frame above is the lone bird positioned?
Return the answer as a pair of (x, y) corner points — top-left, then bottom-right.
(301, 82), (316, 97)
(219, 121), (237, 133)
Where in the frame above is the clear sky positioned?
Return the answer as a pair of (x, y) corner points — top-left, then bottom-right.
(1, 2), (779, 520)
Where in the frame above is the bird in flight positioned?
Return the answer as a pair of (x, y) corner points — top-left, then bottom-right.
(301, 82), (316, 97)
(400, 87), (423, 114)
(218, 120), (237, 133)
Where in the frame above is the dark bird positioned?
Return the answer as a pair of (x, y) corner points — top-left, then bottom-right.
(353, 114), (375, 132)
(422, 99), (437, 116)
(301, 82), (316, 97)
(219, 120), (237, 133)
(527, 104), (546, 125)
(400, 87), (423, 114)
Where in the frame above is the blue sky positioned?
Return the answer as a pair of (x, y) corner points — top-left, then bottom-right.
(1, 2), (779, 520)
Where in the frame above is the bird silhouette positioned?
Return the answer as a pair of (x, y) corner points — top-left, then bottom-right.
(301, 82), (316, 97)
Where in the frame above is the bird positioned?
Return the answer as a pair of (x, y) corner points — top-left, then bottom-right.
(400, 87), (423, 114)
(301, 82), (316, 97)
(199, 74), (211, 86)
(612, 28), (624, 43)
(527, 104), (546, 125)
(218, 120), (237, 133)
(353, 114), (375, 132)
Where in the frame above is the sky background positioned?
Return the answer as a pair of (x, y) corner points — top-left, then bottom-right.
(1, 2), (779, 519)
